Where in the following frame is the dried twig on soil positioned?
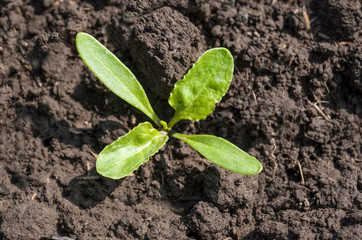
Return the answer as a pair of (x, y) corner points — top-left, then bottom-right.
(287, 56), (295, 67)
(322, 81), (330, 93)
(312, 103), (330, 120)
(270, 138), (278, 180)
(304, 198), (310, 208)
(296, 160), (305, 185)
(242, 67), (257, 104)
(86, 161), (91, 172)
(306, 98), (331, 121)
(31, 192), (37, 200)
(316, 32), (331, 40)
(302, 5), (311, 31)
(89, 149), (98, 158)
(68, 128), (82, 135)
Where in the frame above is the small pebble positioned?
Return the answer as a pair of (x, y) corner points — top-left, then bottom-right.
(236, 11), (248, 22)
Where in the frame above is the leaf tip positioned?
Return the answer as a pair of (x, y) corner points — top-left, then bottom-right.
(242, 156), (263, 175)
(76, 32), (87, 44)
(253, 160), (263, 174)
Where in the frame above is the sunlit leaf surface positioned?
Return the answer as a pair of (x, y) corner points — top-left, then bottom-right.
(76, 32), (160, 126)
(97, 122), (168, 179)
(168, 48), (234, 127)
(172, 133), (262, 175)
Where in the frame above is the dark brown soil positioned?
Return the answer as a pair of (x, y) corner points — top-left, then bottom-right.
(1, 0), (361, 239)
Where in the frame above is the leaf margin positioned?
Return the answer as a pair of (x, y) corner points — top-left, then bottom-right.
(171, 132), (262, 175)
(168, 47), (234, 128)
(96, 122), (168, 179)
(76, 32), (161, 126)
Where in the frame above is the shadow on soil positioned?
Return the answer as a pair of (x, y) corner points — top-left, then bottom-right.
(156, 152), (222, 214)
(63, 167), (122, 209)
(14, 103), (131, 150)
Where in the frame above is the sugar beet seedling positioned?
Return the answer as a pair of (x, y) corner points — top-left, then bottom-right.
(76, 32), (262, 179)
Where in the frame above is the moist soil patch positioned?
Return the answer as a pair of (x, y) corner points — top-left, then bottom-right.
(0, 0), (361, 239)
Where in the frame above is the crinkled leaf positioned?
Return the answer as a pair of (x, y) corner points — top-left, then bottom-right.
(76, 32), (160, 126)
(96, 122), (168, 179)
(172, 133), (262, 175)
(168, 48), (234, 127)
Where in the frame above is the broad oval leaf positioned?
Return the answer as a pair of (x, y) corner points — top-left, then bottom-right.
(96, 122), (168, 179)
(168, 48), (234, 128)
(172, 133), (262, 175)
(76, 32), (160, 126)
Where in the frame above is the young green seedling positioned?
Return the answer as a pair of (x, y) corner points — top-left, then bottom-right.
(76, 32), (262, 179)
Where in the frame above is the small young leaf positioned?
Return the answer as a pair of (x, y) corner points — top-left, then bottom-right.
(76, 32), (161, 126)
(172, 133), (262, 175)
(96, 122), (168, 179)
(168, 48), (234, 128)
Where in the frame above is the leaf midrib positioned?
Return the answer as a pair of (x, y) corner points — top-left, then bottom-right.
(107, 134), (166, 168)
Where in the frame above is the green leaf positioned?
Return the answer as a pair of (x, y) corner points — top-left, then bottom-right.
(96, 122), (168, 179)
(76, 32), (160, 126)
(168, 48), (234, 128)
(172, 133), (262, 175)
